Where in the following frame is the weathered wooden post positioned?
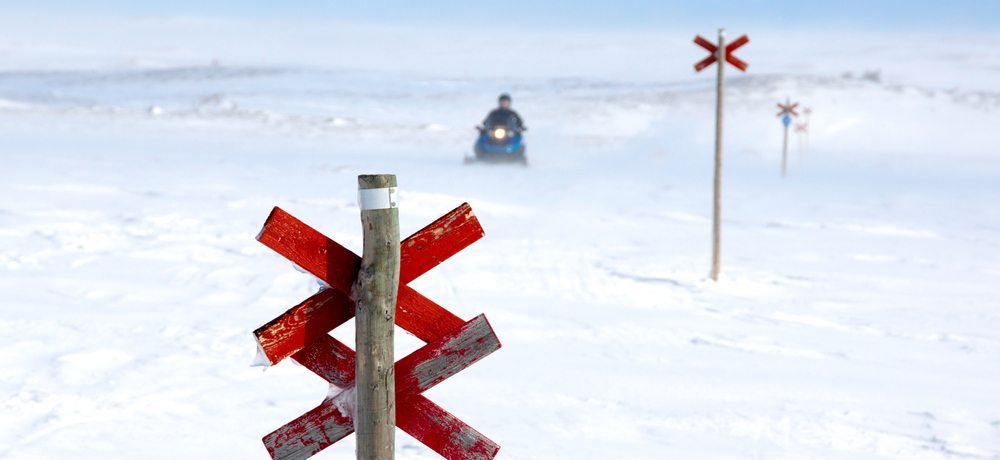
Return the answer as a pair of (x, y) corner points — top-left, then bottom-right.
(354, 174), (400, 460)
(710, 28), (726, 282)
(782, 116), (789, 177)
(253, 197), (501, 459)
(693, 28), (749, 282)
(777, 98), (799, 178)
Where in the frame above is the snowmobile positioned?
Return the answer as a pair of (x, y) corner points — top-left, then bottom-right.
(468, 111), (527, 165)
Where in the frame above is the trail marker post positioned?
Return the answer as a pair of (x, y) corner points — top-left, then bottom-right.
(355, 175), (399, 460)
(777, 98), (799, 177)
(250, 184), (501, 460)
(694, 28), (749, 282)
(795, 121), (809, 153)
(800, 107), (812, 151)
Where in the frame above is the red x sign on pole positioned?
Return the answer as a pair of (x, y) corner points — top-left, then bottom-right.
(777, 100), (799, 118)
(253, 203), (501, 460)
(693, 29), (750, 281)
(694, 34), (750, 72)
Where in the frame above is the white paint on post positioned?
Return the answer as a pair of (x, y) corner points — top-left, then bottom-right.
(358, 187), (399, 211)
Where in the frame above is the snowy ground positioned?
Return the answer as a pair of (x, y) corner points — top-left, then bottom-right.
(1, 20), (999, 460)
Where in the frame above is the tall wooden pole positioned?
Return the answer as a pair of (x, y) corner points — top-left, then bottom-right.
(355, 174), (399, 460)
(782, 97), (791, 178)
(711, 28), (726, 282)
(782, 122), (789, 178)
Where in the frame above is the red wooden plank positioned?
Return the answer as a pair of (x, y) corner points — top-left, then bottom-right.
(255, 283), (464, 365)
(725, 34), (749, 53)
(254, 204), (477, 364)
(694, 55), (717, 72)
(397, 285), (466, 343)
(726, 54), (749, 72)
(400, 203), (484, 284)
(293, 334), (500, 460)
(257, 207), (360, 296)
(258, 203), (483, 290)
(263, 392), (355, 460)
(693, 34), (717, 53)
(777, 103), (800, 118)
(264, 391), (499, 460)
(264, 315), (501, 460)
(254, 289), (354, 366)
(291, 333), (355, 388)
(293, 314), (498, 403)
(398, 395), (500, 460)
(395, 314), (500, 394)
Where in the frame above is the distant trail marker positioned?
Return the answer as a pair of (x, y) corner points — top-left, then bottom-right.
(777, 98), (799, 177)
(251, 187), (501, 460)
(694, 28), (749, 282)
(795, 121), (809, 153)
(800, 107), (813, 151)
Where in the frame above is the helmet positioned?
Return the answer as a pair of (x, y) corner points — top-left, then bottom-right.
(498, 93), (511, 103)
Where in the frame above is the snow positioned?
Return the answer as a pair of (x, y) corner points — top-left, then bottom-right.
(1, 16), (1000, 460)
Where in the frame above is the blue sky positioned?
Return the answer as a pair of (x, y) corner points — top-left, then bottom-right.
(9, 0), (1000, 30)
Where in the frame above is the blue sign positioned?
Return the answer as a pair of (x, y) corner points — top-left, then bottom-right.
(781, 115), (792, 127)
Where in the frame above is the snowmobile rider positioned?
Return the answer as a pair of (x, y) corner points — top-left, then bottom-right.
(482, 93), (525, 131)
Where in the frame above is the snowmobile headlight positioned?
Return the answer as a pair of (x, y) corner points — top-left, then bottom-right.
(492, 128), (507, 139)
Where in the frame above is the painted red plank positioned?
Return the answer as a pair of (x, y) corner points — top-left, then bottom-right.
(254, 204), (477, 364)
(258, 203), (483, 290)
(777, 103), (799, 117)
(397, 285), (466, 343)
(400, 203), (484, 284)
(264, 393), (500, 460)
(264, 315), (501, 460)
(257, 207), (360, 296)
(693, 34), (717, 52)
(292, 335), (500, 460)
(394, 314), (500, 395)
(725, 34), (750, 53)
(254, 289), (354, 366)
(255, 282), (464, 365)
(694, 55), (717, 72)
(263, 391), (355, 460)
(291, 333), (355, 388)
(398, 395), (500, 460)
(726, 54), (749, 72)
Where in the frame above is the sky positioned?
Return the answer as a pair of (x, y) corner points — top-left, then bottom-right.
(8, 0), (1000, 31)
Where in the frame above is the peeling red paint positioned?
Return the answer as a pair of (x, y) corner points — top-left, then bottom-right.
(253, 203), (501, 460)
(265, 316), (500, 460)
(254, 203), (481, 364)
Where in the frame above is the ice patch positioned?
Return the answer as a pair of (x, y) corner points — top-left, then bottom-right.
(250, 339), (271, 368)
(330, 385), (356, 421)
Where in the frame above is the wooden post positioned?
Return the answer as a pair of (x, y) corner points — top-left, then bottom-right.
(782, 119), (789, 178)
(710, 28), (725, 282)
(355, 174), (400, 460)
(782, 97), (790, 178)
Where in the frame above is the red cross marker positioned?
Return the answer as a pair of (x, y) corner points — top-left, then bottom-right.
(795, 123), (809, 134)
(777, 101), (800, 118)
(692, 29), (750, 281)
(254, 203), (501, 460)
(694, 33), (749, 72)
